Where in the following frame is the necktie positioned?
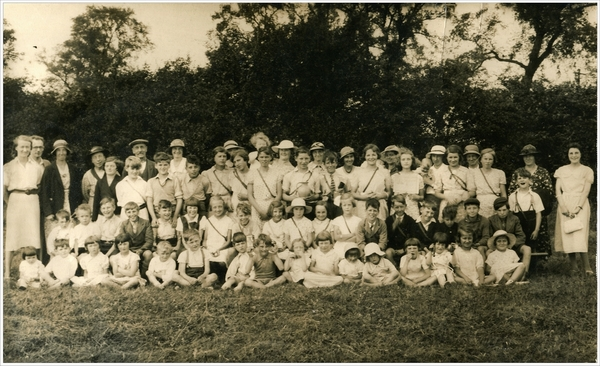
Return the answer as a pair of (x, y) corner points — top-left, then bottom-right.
(330, 174), (335, 195)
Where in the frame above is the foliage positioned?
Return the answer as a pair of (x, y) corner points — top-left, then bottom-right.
(3, 19), (22, 68)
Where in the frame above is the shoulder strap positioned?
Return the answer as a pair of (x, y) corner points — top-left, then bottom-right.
(289, 170), (313, 195)
(290, 217), (305, 240)
(362, 167), (379, 193)
(479, 168), (500, 196)
(233, 169), (248, 190)
(207, 217), (227, 240)
(449, 167), (468, 191)
(213, 170), (233, 195)
(342, 216), (352, 233)
(393, 215), (408, 238)
(418, 222), (433, 242)
(257, 169), (276, 198)
(124, 178), (147, 202)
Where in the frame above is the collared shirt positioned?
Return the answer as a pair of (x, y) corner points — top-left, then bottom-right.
(201, 166), (232, 197)
(4, 158), (43, 191)
(96, 214), (121, 241)
(146, 174), (183, 205)
(180, 174), (212, 201)
(282, 168), (326, 196)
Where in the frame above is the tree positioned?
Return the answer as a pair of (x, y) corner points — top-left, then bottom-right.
(40, 5), (153, 92)
(452, 3), (597, 89)
(3, 19), (22, 69)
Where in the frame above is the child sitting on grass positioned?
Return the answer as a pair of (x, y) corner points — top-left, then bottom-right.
(17, 246), (55, 290)
(233, 202), (261, 251)
(422, 232), (455, 288)
(147, 241), (190, 289)
(399, 238), (432, 287)
(70, 204), (100, 257)
(283, 238), (311, 285)
(178, 229), (218, 289)
(304, 231), (343, 288)
(46, 209), (72, 258)
(453, 228), (484, 287)
(458, 197), (490, 262)
(71, 236), (111, 287)
(385, 194), (414, 267)
(362, 242), (400, 287)
(222, 233), (254, 291)
(45, 239), (78, 289)
(108, 233), (144, 289)
(153, 200), (178, 257)
(484, 230), (526, 286)
(262, 201), (288, 260)
(200, 196), (234, 283)
(243, 234), (287, 289)
(338, 242), (364, 284)
(118, 201), (154, 279)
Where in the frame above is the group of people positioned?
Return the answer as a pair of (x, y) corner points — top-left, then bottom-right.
(4, 132), (594, 291)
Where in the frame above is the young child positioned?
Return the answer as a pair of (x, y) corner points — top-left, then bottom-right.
(95, 198), (121, 256)
(391, 147), (424, 220)
(176, 197), (202, 251)
(233, 202), (261, 252)
(284, 198), (315, 251)
(201, 147), (233, 215)
(116, 156), (150, 221)
(399, 238), (432, 287)
(484, 230), (526, 285)
(70, 204), (101, 257)
(439, 205), (459, 247)
(303, 231), (343, 288)
(45, 239), (78, 289)
(332, 193), (362, 259)
(179, 154), (211, 219)
(362, 242), (400, 286)
(222, 232), (254, 291)
(147, 152), (183, 225)
(118, 201), (154, 278)
(46, 209), (72, 257)
(178, 229), (218, 289)
(283, 238), (311, 285)
(385, 194), (415, 267)
(411, 200), (439, 251)
(17, 246), (55, 290)
(323, 150), (348, 218)
(423, 232), (456, 288)
(458, 197), (490, 262)
(338, 242), (364, 284)
(356, 198), (388, 258)
(200, 196), (235, 283)
(71, 236), (111, 287)
(262, 201), (288, 260)
(417, 157), (437, 204)
(243, 234), (287, 289)
(108, 233), (144, 289)
(147, 241), (190, 289)
(153, 200), (178, 257)
(312, 200), (334, 237)
(452, 228), (485, 286)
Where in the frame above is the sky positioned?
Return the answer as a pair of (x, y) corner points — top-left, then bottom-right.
(2, 2), (598, 90)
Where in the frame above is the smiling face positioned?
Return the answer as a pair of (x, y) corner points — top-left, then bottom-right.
(314, 205), (327, 221)
(257, 151), (272, 167)
(430, 154), (443, 167)
(131, 143), (147, 159)
(568, 147), (581, 164)
(383, 151), (398, 165)
(186, 205), (198, 219)
(233, 155), (248, 171)
(156, 160), (170, 175)
(495, 236), (509, 251)
(466, 153), (480, 168)
(91, 152), (106, 169)
(392, 201), (406, 216)
(343, 154), (355, 167)
(364, 149), (378, 166)
(31, 139), (44, 159)
(271, 207), (283, 222)
(312, 149), (324, 163)
(465, 204), (479, 218)
(317, 240), (332, 253)
(159, 206), (172, 220)
(126, 164), (141, 179)
(125, 207), (139, 221)
(237, 211), (250, 226)
(517, 174), (531, 189)
(434, 242), (446, 254)
(100, 202), (115, 218)
(171, 146), (183, 158)
(16, 139), (31, 159)
(447, 152), (460, 168)
(55, 147), (68, 162)
(296, 152), (310, 169)
(187, 235), (201, 251)
(211, 200), (225, 217)
(366, 206), (379, 221)
(186, 163), (200, 178)
(325, 160), (337, 174)
(522, 154), (536, 167)
(278, 148), (291, 161)
(481, 153), (494, 169)
(459, 233), (474, 250)
(419, 206), (434, 224)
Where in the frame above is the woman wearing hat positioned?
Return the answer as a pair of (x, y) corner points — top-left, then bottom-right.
(425, 145), (448, 208)
(168, 139), (187, 182)
(4, 135), (45, 276)
(271, 140), (296, 176)
(464, 144), (481, 170)
(471, 148), (506, 218)
(81, 146), (106, 207)
(40, 140), (82, 237)
(434, 145), (475, 222)
(336, 146), (361, 190)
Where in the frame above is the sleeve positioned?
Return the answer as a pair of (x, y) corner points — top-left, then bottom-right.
(531, 192), (544, 213)
(553, 166), (564, 179)
(478, 218), (490, 247)
(199, 216), (208, 231)
(399, 256), (407, 271)
(68, 257), (78, 277)
(39, 166), (54, 217)
(81, 172), (92, 204)
(417, 174), (424, 190)
(507, 193), (517, 212)
(167, 258), (176, 273)
(513, 218), (527, 246)
(225, 256), (240, 279)
(101, 255), (109, 270)
(378, 220), (388, 247)
(174, 177), (183, 199)
(466, 169), (476, 192)
(356, 260), (365, 273)
(148, 257), (157, 273)
(584, 166), (594, 184)
(485, 252), (495, 267)
(356, 221), (366, 245)
(282, 172), (291, 193)
(176, 217), (184, 232)
(498, 170), (506, 185)
(511, 250), (520, 263)
(475, 252), (484, 269)
(79, 255), (88, 270)
(203, 176), (213, 195)
(3, 162), (11, 188)
(145, 179), (154, 199)
(142, 222), (154, 251)
(177, 250), (188, 264)
(246, 170), (256, 185)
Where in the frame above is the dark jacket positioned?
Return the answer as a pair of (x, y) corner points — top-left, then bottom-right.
(122, 159), (157, 181)
(40, 162), (82, 218)
(118, 217), (154, 253)
(92, 174), (122, 221)
(386, 214), (415, 250)
(411, 220), (440, 249)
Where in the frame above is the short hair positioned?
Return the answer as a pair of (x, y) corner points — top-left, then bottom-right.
(156, 241), (173, 253)
(363, 144), (380, 159)
(397, 147), (418, 170)
(183, 229), (200, 241)
(123, 201), (139, 211)
(420, 200), (438, 211)
(184, 197), (200, 210)
(250, 132), (271, 148)
(324, 150), (338, 164)
(186, 154), (200, 166)
(315, 230), (332, 243)
(30, 135), (45, 143)
(257, 146), (274, 159)
(115, 233), (131, 245)
(154, 152), (171, 163)
(458, 228), (474, 239)
(125, 156), (142, 170)
(365, 198), (380, 211)
(105, 156), (123, 172)
(84, 235), (101, 248)
(209, 196), (225, 208)
(158, 200), (172, 210)
(291, 238), (307, 250)
(515, 167), (532, 179)
(21, 246), (37, 259)
(99, 197), (116, 208)
(232, 149), (249, 163)
(54, 239), (70, 249)
(55, 209), (71, 221)
(267, 200), (285, 218)
(314, 200), (328, 211)
(12, 135), (32, 158)
(446, 144), (464, 164)
(567, 142), (582, 152)
(339, 193), (356, 207)
(212, 146), (228, 157)
(480, 148), (496, 163)
(232, 232), (247, 244)
(256, 233), (274, 247)
(433, 232), (450, 245)
(76, 204), (92, 214)
(345, 247), (360, 259)
(404, 237), (421, 249)
(391, 194), (407, 206)
(295, 146), (310, 158)
(442, 205), (457, 220)
(236, 201), (252, 215)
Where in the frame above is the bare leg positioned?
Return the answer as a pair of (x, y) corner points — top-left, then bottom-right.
(244, 278), (267, 289)
(477, 246), (487, 264)
(508, 263), (526, 282)
(400, 276), (417, 287)
(436, 275), (447, 288)
(221, 277), (236, 290)
(172, 273), (191, 286)
(520, 245), (531, 275)
(483, 275), (496, 284)
(385, 248), (398, 268)
(418, 276), (438, 287)
(203, 273), (218, 288)
(121, 277), (140, 289)
(265, 275), (287, 287)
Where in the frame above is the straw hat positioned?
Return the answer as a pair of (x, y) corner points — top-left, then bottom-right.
(169, 139), (185, 149)
(519, 144), (540, 156)
(487, 230), (517, 248)
(463, 145), (480, 156)
(223, 140), (240, 150)
(286, 198), (312, 214)
(128, 138), (149, 148)
(310, 142), (325, 151)
(272, 140), (296, 153)
(426, 145), (446, 158)
(339, 146), (355, 159)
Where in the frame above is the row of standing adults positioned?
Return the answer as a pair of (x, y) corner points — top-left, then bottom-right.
(3, 133), (594, 277)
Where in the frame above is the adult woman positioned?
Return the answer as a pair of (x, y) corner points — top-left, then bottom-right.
(464, 144), (481, 170)
(4, 135), (44, 277)
(230, 149), (250, 212)
(248, 132), (271, 169)
(271, 140), (296, 176)
(336, 146), (361, 191)
(508, 144), (553, 255)
(554, 143), (594, 276)
(247, 146), (283, 223)
(168, 139), (187, 181)
(391, 147), (424, 220)
(81, 146), (106, 207)
(40, 139), (82, 230)
(472, 148), (506, 218)
(434, 145), (475, 222)
(353, 144), (391, 220)
(92, 156), (123, 221)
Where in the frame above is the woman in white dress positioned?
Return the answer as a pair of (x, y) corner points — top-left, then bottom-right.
(247, 146), (283, 224)
(271, 140), (296, 177)
(168, 139), (187, 182)
(230, 150), (250, 213)
(434, 145), (475, 222)
(390, 147), (424, 220)
(472, 148), (506, 218)
(352, 144), (391, 220)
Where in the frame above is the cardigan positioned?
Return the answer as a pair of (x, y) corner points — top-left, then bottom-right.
(40, 162), (82, 218)
(92, 174), (122, 221)
(122, 159), (157, 182)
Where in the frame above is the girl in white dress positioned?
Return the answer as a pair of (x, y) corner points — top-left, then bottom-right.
(332, 193), (361, 259)
(421, 233), (455, 288)
(391, 148), (424, 220)
(248, 147), (282, 225)
(353, 144), (391, 221)
(262, 201), (288, 260)
(483, 230), (525, 285)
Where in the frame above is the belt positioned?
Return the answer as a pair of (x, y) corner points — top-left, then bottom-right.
(10, 188), (39, 195)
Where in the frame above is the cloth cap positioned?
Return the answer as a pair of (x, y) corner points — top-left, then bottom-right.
(339, 146), (355, 159)
(128, 139), (149, 148)
(51, 139), (72, 154)
(170, 139), (185, 149)
(286, 198), (312, 214)
(87, 146), (106, 157)
(223, 140), (239, 150)
(463, 145), (480, 156)
(493, 197), (509, 211)
(272, 140), (296, 153)
(519, 144), (540, 156)
(487, 230), (517, 248)
(364, 242), (385, 257)
(310, 142), (325, 151)
(383, 145), (401, 154)
(464, 197), (480, 207)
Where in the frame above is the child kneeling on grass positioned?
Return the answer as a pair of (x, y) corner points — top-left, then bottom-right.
(283, 238), (311, 285)
(303, 231), (343, 288)
(362, 242), (400, 287)
(453, 228), (484, 287)
(338, 242), (364, 284)
(108, 233), (145, 289)
(147, 242), (190, 289)
(400, 238), (432, 287)
(18, 246), (55, 290)
(243, 234), (287, 289)
(222, 232), (254, 291)
(484, 230), (526, 286)
(45, 239), (78, 289)
(178, 229), (218, 289)
(71, 236), (112, 287)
